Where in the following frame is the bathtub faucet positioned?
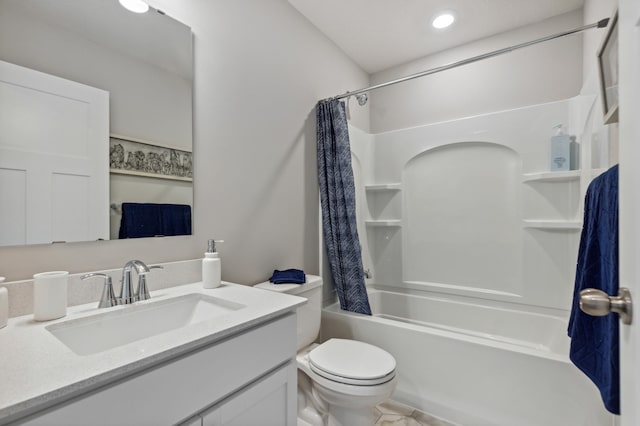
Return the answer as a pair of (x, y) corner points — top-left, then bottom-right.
(364, 268), (372, 279)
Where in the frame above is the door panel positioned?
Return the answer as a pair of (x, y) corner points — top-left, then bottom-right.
(618, 1), (640, 424)
(0, 60), (109, 245)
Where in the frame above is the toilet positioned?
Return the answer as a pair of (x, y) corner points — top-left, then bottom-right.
(255, 275), (396, 426)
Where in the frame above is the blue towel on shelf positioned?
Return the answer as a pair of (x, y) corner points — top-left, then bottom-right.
(119, 203), (192, 239)
(269, 269), (306, 284)
(568, 165), (619, 414)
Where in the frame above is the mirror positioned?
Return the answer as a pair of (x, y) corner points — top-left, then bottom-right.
(597, 10), (618, 125)
(0, 0), (193, 246)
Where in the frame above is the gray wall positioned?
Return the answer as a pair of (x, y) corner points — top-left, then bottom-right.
(368, 10), (584, 133)
(0, 0), (370, 283)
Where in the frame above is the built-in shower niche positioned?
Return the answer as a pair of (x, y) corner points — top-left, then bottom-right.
(522, 171), (583, 228)
(522, 227), (580, 307)
(349, 96), (607, 311)
(522, 178), (580, 222)
(363, 184), (403, 284)
(402, 142), (523, 298)
(364, 184), (402, 223)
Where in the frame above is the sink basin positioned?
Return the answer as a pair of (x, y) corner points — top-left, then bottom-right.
(46, 294), (246, 356)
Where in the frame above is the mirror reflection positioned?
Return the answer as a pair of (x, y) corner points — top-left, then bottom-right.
(0, 0), (193, 247)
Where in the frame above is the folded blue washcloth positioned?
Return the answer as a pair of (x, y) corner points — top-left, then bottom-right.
(269, 269), (306, 284)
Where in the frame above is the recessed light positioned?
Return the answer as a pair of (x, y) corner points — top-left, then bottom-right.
(119, 0), (149, 14)
(432, 13), (455, 29)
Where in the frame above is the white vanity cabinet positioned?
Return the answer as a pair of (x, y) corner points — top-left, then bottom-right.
(200, 362), (296, 426)
(15, 314), (297, 426)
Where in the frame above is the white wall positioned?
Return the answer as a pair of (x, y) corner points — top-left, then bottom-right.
(358, 98), (605, 311)
(368, 10), (584, 133)
(0, 0), (369, 283)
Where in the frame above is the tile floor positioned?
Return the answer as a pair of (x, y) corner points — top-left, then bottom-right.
(374, 400), (457, 426)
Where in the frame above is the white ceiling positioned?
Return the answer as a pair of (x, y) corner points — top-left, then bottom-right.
(287, 0), (585, 74)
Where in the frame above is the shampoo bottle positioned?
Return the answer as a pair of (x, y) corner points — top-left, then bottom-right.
(569, 135), (580, 170)
(202, 239), (223, 289)
(550, 124), (571, 171)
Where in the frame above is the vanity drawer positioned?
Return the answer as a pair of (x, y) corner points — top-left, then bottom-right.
(15, 313), (296, 426)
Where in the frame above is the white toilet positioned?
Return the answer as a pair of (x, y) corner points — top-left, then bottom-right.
(255, 275), (396, 426)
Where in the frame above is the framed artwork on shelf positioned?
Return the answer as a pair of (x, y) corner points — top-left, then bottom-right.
(109, 135), (192, 181)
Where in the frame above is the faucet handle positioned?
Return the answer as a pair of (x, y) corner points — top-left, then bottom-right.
(136, 265), (164, 301)
(81, 273), (118, 309)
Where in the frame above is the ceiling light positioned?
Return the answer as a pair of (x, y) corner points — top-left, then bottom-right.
(119, 0), (149, 13)
(432, 13), (455, 29)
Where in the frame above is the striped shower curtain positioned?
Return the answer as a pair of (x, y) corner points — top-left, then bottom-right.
(316, 99), (372, 315)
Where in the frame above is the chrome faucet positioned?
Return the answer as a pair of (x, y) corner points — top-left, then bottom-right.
(81, 273), (118, 308)
(136, 265), (163, 301)
(120, 260), (150, 304)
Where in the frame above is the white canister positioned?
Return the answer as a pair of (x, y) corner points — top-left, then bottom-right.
(33, 271), (68, 321)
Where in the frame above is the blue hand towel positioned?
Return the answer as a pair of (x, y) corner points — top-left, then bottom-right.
(568, 165), (619, 414)
(119, 203), (192, 239)
(270, 269), (306, 284)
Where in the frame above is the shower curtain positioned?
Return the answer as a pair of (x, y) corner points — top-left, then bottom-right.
(316, 99), (371, 315)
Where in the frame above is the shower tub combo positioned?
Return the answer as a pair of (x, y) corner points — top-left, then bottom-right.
(321, 288), (613, 426)
(320, 99), (615, 425)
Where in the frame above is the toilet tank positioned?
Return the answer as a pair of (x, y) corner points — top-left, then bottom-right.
(254, 275), (323, 351)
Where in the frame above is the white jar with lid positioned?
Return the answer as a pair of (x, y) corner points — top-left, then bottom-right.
(33, 271), (68, 321)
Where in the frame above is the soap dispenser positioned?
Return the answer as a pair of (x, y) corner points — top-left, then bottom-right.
(202, 239), (223, 289)
(550, 124), (571, 171)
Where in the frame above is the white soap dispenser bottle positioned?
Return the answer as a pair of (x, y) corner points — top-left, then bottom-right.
(202, 239), (223, 289)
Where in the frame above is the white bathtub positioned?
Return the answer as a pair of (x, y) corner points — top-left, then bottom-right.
(321, 288), (614, 426)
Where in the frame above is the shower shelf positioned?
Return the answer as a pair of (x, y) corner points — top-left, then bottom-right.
(522, 170), (581, 183)
(364, 183), (402, 192)
(522, 220), (582, 230)
(365, 220), (402, 228)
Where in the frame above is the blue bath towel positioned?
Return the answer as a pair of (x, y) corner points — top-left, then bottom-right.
(568, 165), (619, 414)
(119, 203), (192, 239)
(269, 269), (306, 284)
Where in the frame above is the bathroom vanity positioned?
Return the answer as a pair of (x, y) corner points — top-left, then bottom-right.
(0, 282), (305, 426)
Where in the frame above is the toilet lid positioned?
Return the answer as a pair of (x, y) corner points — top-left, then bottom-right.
(308, 339), (396, 385)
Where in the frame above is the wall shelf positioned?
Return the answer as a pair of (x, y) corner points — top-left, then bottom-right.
(364, 183), (402, 192)
(522, 170), (581, 183)
(365, 220), (402, 228)
(522, 220), (582, 230)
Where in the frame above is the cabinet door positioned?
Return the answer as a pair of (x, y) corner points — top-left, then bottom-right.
(202, 362), (297, 426)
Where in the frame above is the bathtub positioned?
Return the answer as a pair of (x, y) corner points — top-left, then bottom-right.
(321, 288), (614, 426)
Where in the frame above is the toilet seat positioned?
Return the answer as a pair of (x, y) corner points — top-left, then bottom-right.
(308, 339), (396, 386)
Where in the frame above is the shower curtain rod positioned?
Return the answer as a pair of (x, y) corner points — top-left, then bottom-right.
(323, 18), (610, 103)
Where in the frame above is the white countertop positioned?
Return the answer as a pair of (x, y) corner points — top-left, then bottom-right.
(0, 282), (306, 424)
